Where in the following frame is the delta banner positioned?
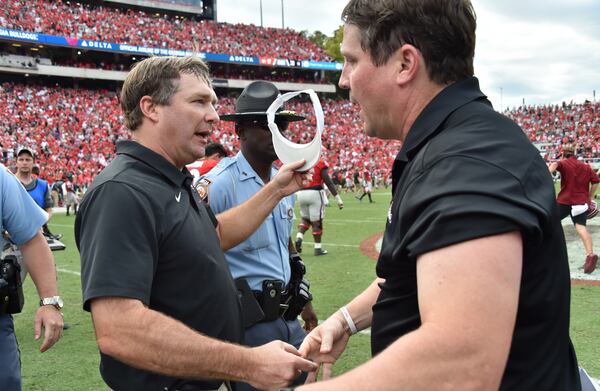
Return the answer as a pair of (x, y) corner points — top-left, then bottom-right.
(0, 28), (342, 71)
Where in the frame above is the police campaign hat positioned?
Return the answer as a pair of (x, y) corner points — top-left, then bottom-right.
(220, 81), (304, 122)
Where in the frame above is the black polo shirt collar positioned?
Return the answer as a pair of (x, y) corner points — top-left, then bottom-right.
(392, 77), (489, 190)
(116, 140), (192, 188)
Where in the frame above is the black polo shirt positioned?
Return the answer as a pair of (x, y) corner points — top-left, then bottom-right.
(373, 77), (580, 390)
(75, 140), (243, 391)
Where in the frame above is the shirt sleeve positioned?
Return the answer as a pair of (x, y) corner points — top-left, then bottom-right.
(76, 181), (158, 311)
(204, 171), (233, 215)
(400, 155), (548, 259)
(1, 166), (47, 245)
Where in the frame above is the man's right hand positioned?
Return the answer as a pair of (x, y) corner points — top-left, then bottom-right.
(271, 160), (312, 197)
(299, 312), (351, 382)
(247, 340), (318, 390)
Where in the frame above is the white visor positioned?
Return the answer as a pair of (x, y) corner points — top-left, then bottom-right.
(266, 89), (323, 172)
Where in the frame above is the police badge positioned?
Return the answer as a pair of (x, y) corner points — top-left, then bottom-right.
(194, 177), (212, 203)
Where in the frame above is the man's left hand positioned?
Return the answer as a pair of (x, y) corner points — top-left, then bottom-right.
(301, 303), (318, 332)
(35, 305), (64, 352)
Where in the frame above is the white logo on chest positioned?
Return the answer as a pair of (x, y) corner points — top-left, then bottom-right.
(175, 191), (181, 203)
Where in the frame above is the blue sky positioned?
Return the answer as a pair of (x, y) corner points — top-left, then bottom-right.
(217, 0), (600, 110)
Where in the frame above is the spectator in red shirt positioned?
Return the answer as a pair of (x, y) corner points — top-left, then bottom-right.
(549, 144), (600, 273)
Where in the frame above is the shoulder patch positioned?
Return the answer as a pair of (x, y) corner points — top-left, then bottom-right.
(195, 177), (212, 202)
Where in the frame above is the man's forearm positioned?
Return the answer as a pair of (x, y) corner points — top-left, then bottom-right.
(92, 299), (260, 382)
(323, 177), (338, 197)
(19, 231), (58, 298)
(340, 278), (380, 332)
(216, 180), (283, 250)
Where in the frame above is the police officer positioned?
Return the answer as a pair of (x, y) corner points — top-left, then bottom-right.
(1, 164), (63, 390)
(204, 81), (318, 391)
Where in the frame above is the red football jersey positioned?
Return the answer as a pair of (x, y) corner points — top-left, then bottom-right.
(305, 160), (328, 188)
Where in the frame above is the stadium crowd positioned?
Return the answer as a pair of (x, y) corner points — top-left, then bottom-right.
(1, 80), (597, 192)
(1, 0), (332, 61)
(0, 82), (126, 188)
(506, 101), (600, 161)
(0, 82), (397, 190)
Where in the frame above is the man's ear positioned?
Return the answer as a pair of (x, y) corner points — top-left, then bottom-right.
(139, 95), (160, 123)
(237, 128), (246, 141)
(235, 123), (246, 140)
(394, 44), (422, 86)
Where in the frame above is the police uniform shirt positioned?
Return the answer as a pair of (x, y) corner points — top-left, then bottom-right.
(75, 141), (243, 391)
(0, 164), (47, 246)
(204, 151), (294, 291)
(374, 77), (580, 390)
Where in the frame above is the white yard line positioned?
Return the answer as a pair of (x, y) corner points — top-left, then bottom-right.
(56, 267), (80, 276)
(301, 241), (358, 248)
(322, 217), (384, 222)
(325, 220), (384, 225)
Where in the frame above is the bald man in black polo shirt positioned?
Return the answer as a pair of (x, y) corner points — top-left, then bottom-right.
(297, 1), (580, 391)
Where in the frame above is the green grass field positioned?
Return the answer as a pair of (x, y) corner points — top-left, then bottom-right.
(12, 189), (600, 389)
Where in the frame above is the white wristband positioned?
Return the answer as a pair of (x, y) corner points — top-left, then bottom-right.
(335, 194), (343, 204)
(340, 306), (358, 335)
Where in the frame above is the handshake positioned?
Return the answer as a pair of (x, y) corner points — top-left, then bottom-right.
(250, 308), (352, 391)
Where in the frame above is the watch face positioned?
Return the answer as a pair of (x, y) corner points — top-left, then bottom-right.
(42, 296), (63, 309)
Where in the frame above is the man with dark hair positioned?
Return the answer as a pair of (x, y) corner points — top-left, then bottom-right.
(298, 1), (580, 390)
(14, 148), (62, 240)
(187, 142), (229, 179)
(549, 144), (599, 274)
(76, 56), (316, 391)
(205, 80), (318, 391)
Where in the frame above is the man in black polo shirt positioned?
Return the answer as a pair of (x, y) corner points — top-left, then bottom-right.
(75, 56), (316, 391)
(297, 1), (580, 390)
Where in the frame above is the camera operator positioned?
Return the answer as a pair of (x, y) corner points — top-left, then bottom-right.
(1, 164), (63, 390)
(14, 147), (63, 240)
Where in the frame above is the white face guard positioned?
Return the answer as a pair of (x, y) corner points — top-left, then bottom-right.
(266, 89), (323, 172)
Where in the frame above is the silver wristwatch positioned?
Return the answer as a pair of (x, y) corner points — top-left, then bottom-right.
(40, 296), (64, 310)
